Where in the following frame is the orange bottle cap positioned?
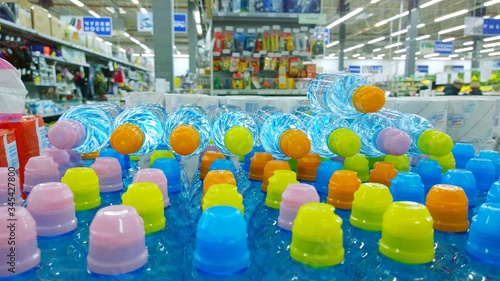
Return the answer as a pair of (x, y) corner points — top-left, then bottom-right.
(249, 152), (273, 181)
(203, 170), (237, 196)
(110, 124), (145, 155)
(369, 162), (398, 187)
(279, 129), (311, 160)
(297, 154), (321, 181)
(199, 151), (225, 180)
(81, 151), (100, 160)
(327, 170), (362, 210)
(262, 160), (291, 192)
(169, 124), (200, 156)
(426, 184), (469, 232)
(352, 85), (385, 113)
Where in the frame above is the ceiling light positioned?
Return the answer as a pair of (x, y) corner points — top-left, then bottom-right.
(194, 10), (201, 24)
(431, 57), (452, 60)
(480, 48), (495, 53)
(124, 32), (130, 37)
(327, 7), (364, 29)
(435, 9), (469, 22)
(455, 47), (473, 53)
(484, 15), (491, 18)
(388, 11), (409, 22)
(424, 53), (440, 58)
(375, 20), (389, 27)
(370, 0), (380, 3)
(384, 42), (402, 49)
(70, 0), (84, 7)
(176, 50), (181, 55)
(394, 57), (405, 60)
(89, 10), (100, 18)
(48, 14), (51, 18)
(326, 41), (340, 48)
(95, 37), (103, 42)
(378, 54), (386, 57)
(142, 54), (155, 57)
(484, 35), (500, 42)
(391, 29), (408, 37)
(106, 7), (115, 14)
(417, 23), (425, 28)
(140, 43), (149, 50)
(119, 8), (126, 14)
(483, 41), (500, 48)
(105, 41), (112, 46)
(442, 37), (455, 42)
(373, 57), (383, 60)
(460, 57), (465, 60)
(395, 48), (407, 53)
(358, 57), (366, 59)
(131, 0), (139, 4)
(373, 48), (381, 52)
(415, 52), (421, 55)
(130, 37), (140, 44)
(463, 41), (474, 46)
(344, 43), (364, 52)
(140, 8), (148, 14)
(416, 35), (430, 41)
(420, 0), (443, 9)
(196, 24), (203, 35)
(368, 37), (385, 44)
(438, 25), (466, 35)
(132, 54), (140, 57)
(489, 51), (500, 56)
(353, 53), (360, 57)
(449, 54), (459, 57)
(485, 0), (500, 6)
(119, 48), (126, 53)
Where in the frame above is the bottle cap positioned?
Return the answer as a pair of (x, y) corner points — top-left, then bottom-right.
(170, 124), (200, 156)
(81, 150), (100, 160)
(149, 150), (176, 167)
(0, 207), (40, 277)
(151, 158), (182, 194)
(27, 182), (77, 236)
(466, 203), (500, 265)
(442, 169), (476, 207)
(262, 160), (291, 192)
(344, 154), (369, 182)
(376, 128), (411, 156)
(91, 157), (123, 192)
(487, 181), (500, 203)
(466, 158), (496, 192)
(249, 152), (273, 181)
(23, 156), (60, 193)
(476, 150), (500, 179)
(47, 119), (86, 149)
(66, 150), (82, 168)
(413, 159), (443, 194)
(369, 162), (398, 188)
(41, 148), (70, 177)
(224, 126), (254, 157)
(133, 168), (170, 207)
(297, 153), (321, 181)
(99, 148), (129, 174)
(243, 146), (265, 171)
(266, 170), (298, 209)
(426, 184), (469, 233)
(130, 155), (141, 161)
(194, 206), (249, 275)
(316, 161), (343, 195)
(327, 128), (361, 157)
(351, 85), (385, 113)
(350, 183), (393, 231)
(379, 202), (434, 264)
(452, 143), (475, 169)
(199, 151), (225, 180)
(110, 124), (145, 155)
(87, 205), (148, 275)
(198, 144), (219, 163)
(367, 156), (385, 169)
(203, 170), (236, 196)
(209, 159), (238, 179)
(279, 183), (320, 231)
(390, 172), (425, 204)
(0, 168), (22, 206)
(279, 129), (311, 160)
(122, 182), (165, 234)
(429, 152), (456, 173)
(290, 203), (344, 267)
(384, 154), (410, 172)
(417, 129), (454, 157)
(202, 184), (244, 214)
(61, 167), (101, 211)
(327, 169), (362, 210)
(288, 158), (298, 171)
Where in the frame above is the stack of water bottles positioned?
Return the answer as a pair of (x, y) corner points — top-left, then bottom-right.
(1, 73), (500, 280)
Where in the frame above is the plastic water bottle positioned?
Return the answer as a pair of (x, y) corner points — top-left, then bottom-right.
(40, 148), (70, 178)
(165, 104), (211, 157)
(23, 156), (60, 194)
(243, 152), (274, 219)
(124, 155), (141, 188)
(81, 151), (99, 167)
(327, 170), (362, 223)
(47, 103), (122, 154)
(307, 73), (386, 119)
(262, 203), (349, 280)
(242, 145), (265, 172)
(260, 112), (311, 160)
(91, 157), (123, 206)
(26, 182), (86, 279)
(442, 169), (477, 208)
(390, 172), (425, 204)
(476, 150), (500, 180)
(452, 203), (500, 280)
(315, 161), (343, 200)
(110, 103), (168, 156)
(487, 181), (500, 203)
(253, 105), (283, 128)
(466, 158), (496, 206)
(452, 143), (475, 169)
(0, 168), (22, 206)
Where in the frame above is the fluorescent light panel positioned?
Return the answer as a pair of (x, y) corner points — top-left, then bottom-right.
(416, 35), (430, 41)
(344, 43), (364, 52)
(489, 51), (500, 56)
(70, 0), (84, 7)
(119, 8), (126, 14)
(119, 48), (126, 52)
(449, 54), (459, 57)
(194, 11), (201, 24)
(417, 23), (425, 28)
(394, 48), (406, 53)
(373, 48), (381, 52)
(455, 47), (473, 53)
(463, 41), (474, 46)
(326, 41), (340, 48)
(131, 0), (139, 4)
(434, 9), (469, 22)
(358, 57), (366, 59)
(196, 24), (203, 35)
(95, 37), (103, 42)
(420, 0), (443, 9)
(424, 53), (440, 58)
(484, 35), (500, 42)
(385, 42), (402, 49)
(130, 37), (140, 44)
(431, 57), (452, 60)
(106, 7), (115, 14)
(353, 53), (360, 57)
(391, 29), (408, 37)
(368, 37), (385, 44)
(485, 0), (500, 6)
(104, 41), (112, 46)
(140, 8), (148, 14)
(124, 32), (130, 37)
(89, 10), (100, 18)
(483, 41), (500, 48)
(327, 7), (364, 29)
(438, 25), (465, 35)
(442, 37), (455, 42)
(480, 48), (495, 53)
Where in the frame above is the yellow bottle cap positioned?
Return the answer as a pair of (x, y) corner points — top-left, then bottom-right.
(290, 203), (344, 267)
(224, 126), (254, 157)
(130, 155), (141, 161)
(61, 167), (101, 211)
(350, 183), (393, 231)
(384, 154), (410, 172)
(199, 151), (225, 180)
(327, 170), (362, 210)
(149, 150), (175, 167)
(379, 202), (435, 264)
(202, 184), (244, 215)
(249, 152), (273, 181)
(369, 162), (398, 188)
(344, 154), (370, 182)
(418, 130), (454, 157)
(262, 160), (291, 192)
(351, 85), (385, 113)
(266, 170), (299, 209)
(279, 129), (311, 160)
(297, 154), (321, 181)
(328, 128), (361, 158)
(81, 151), (100, 160)
(170, 124), (200, 156)
(429, 152), (456, 173)
(110, 124), (145, 155)
(203, 170), (236, 196)
(426, 184), (469, 233)
(122, 182), (165, 234)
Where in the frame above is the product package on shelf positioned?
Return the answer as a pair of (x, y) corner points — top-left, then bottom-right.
(125, 92), (167, 109)
(0, 129), (19, 169)
(167, 94), (220, 119)
(0, 58), (28, 122)
(446, 97), (496, 143)
(394, 97), (448, 133)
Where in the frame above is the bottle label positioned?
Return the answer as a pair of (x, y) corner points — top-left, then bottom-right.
(3, 134), (19, 169)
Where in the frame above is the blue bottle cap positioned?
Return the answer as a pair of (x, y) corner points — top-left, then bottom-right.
(466, 203), (500, 265)
(209, 160), (238, 180)
(442, 169), (477, 207)
(315, 161), (343, 194)
(151, 158), (182, 194)
(487, 182), (500, 203)
(194, 206), (249, 276)
(476, 150), (500, 180)
(242, 145), (265, 171)
(99, 147), (129, 178)
(466, 158), (496, 193)
(157, 143), (170, 151)
(452, 143), (475, 169)
(412, 159), (442, 194)
(390, 172), (425, 204)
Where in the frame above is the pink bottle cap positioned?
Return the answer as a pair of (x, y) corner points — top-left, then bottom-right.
(26, 182), (77, 236)
(47, 119), (86, 149)
(41, 148), (71, 178)
(278, 183), (320, 231)
(0, 206), (41, 277)
(91, 157), (124, 192)
(376, 128), (411, 156)
(133, 168), (170, 207)
(23, 156), (60, 193)
(87, 205), (148, 275)
(0, 168), (22, 206)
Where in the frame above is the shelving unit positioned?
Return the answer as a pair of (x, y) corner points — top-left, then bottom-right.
(31, 54), (90, 68)
(213, 89), (307, 96)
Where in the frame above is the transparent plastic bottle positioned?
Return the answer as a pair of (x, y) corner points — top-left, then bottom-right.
(47, 103), (122, 154)
(110, 103), (168, 156)
(165, 104), (211, 157)
(243, 152), (274, 219)
(253, 106), (284, 128)
(307, 73), (385, 119)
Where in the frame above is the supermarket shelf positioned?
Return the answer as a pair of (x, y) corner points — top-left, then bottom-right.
(25, 82), (65, 88)
(32, 54), (90, 68)
(0, 18), (150, 73)
(212, 12), (301, 23)
(212, 89), (307, 96)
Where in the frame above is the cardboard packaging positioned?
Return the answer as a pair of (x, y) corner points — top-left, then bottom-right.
(31, 5), (51, 36)
(50, 16), (65, 40)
